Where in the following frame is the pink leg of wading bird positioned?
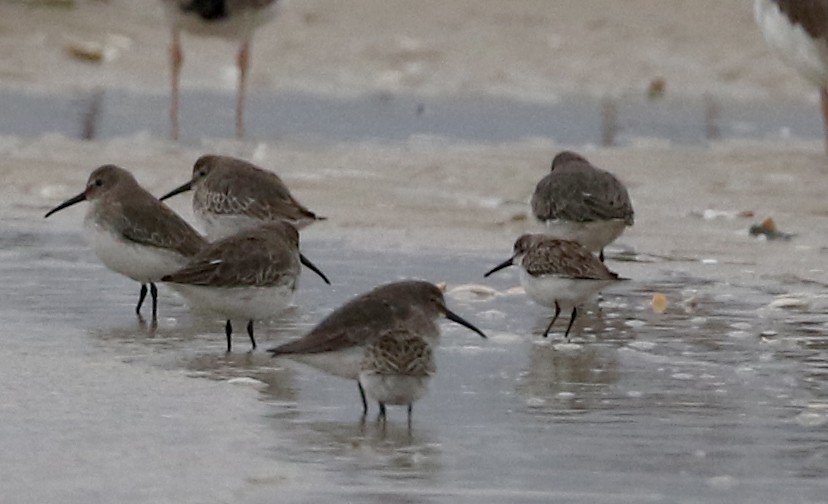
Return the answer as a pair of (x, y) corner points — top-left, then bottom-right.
(170, 29), (183, 141)
(821, 88), (828, 156)
(236, 40), (250, 139)
(161, 0), (278, 141)
(169, 32), (250, 140)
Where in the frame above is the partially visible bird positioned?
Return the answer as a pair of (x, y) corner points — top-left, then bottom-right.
(484, 234), (622, 340)
(45, 165), (207, 319)
(159, 154), (325, 240)
(160, 0), (279, 139)
(531, 151), (634, 262)
(162, 221), (330, 352)
(268, 280), (487, 423)
(755, 0), (828, 154)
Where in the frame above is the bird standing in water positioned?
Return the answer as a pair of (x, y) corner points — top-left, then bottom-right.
(44, 165), (207, 320)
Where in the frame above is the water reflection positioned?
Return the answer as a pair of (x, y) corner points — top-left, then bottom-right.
(13, 229), (828, 503)
(516, 342), (620, 413)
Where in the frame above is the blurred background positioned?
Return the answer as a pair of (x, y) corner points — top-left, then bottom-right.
(0, 0), (821, 143)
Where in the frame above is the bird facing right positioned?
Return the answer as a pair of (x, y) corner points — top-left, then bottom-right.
(159, 154), (325, 241)
(162, 221), (330, 352)
(530, 151), (634, 262)
(484, 234), (622, 340)
(268, 280), (487, 423)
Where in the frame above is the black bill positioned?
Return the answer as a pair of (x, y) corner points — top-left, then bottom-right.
(44, 191), (86, 218)
(300, 253), (331, 285)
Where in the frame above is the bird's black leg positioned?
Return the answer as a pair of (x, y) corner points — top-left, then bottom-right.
(543, 302), (562, 337)
(136, 284), (148, 315)
(246, 320), (256, 350)
(599, 249), (605, 262)
(225, 320), (233, 352)
(407, 404), (413, 429)
(377, 402), (387, 422)
(564, 307), (578, 341)
(358, 382), (368, 416)
(150, 283), (158, 320)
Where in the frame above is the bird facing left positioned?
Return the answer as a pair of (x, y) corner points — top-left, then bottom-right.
(44, 165), (207, 319)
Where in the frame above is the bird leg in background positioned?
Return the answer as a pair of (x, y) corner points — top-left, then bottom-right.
(236, 40), (251, 138)
(137, 283), (149, 315)
(170, 29), (183, 141)
(150, 282), (158, 319)
(821, 88), (828, 157)
(542, 301), (562, 338)
(246, 319), (256, 349)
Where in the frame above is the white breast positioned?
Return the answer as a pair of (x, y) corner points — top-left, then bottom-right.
(519, 269), (612, 309)
(282, 347), (367, 381)
(541, 219), (628, 253)
(84, 218), (189, 283)
(197, 210), (265, 241)
(358, 373), (431, 406)
(167, 282), (295, 320)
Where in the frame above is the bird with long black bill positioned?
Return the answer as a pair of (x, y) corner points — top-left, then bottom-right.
(44, 165), (206, 319)
(159, 154), (325, 241)
(485, 234), (622, 340)
(269, 280), (487, 424)
(162, 221), (330, 352)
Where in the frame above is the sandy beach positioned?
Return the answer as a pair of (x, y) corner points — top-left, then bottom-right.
(0, 0), (819, 101)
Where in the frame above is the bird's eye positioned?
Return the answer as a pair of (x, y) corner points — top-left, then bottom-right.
(94, 179), (103, 186)
(198, 170), (206, 177)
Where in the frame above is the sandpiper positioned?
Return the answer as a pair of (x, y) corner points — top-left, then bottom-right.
(162, 221), (330, 352)
(160, 0), (279, 139)
(268, 280), (487, 423)
(755, 0), (828, 154)
(159, 154), (325, 240)
(531, 151), (634, 262)
(484, 234), (622, 340)
(44, 165), (207, 319)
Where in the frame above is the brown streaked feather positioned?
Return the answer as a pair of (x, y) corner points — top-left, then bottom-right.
(197, 155), (321, 223)
(162, 222), (300, 288)
(531, 154), (634, 225)
(522, 238), (619, 280)
(109, 193), (206, 257)
(271, 281), (441, 355)
(88, 169), (206, 257)
(361, 331), (435, 377)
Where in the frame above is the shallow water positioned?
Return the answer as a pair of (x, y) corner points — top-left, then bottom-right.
(3, 221), (828, 503)
(0, 89), (822, 145)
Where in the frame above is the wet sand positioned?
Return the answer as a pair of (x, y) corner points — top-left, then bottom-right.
(13, 135), (827, 283)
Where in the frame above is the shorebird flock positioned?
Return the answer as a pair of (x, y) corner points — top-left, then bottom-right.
(44, 151), (632, 424)
(43, 0), (824, 424)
